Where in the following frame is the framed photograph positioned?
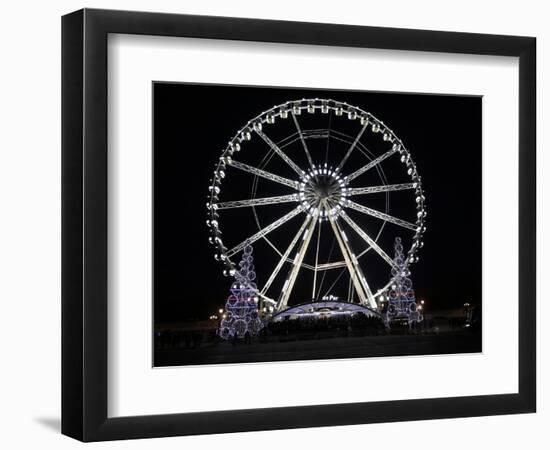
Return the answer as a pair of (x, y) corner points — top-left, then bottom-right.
(153, 83), (482, 367)
(62, 8), (536, 441)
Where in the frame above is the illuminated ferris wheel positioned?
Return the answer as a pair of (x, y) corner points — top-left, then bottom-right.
(206, 98), (426, 314)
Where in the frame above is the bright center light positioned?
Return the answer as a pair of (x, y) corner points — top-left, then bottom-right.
(299, 167), (348, 220)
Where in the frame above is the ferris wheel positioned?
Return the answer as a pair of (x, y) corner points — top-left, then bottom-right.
(206, 98), (426, 314)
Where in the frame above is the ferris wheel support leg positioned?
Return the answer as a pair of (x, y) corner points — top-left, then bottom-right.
(260, 215), (311, 299)
(311, 220), (322, 301)
(276, 216), (317, 312)
(329, 218), (368, 305)
(330, 217), (376, 308)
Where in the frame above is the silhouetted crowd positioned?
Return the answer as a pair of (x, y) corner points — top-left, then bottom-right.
(155, 330), (212, 350)
(267, 313), (385, 337)
(155, 310), (480, 351)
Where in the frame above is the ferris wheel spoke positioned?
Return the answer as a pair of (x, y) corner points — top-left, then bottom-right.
(276, 216), (318, 311)
(261, 215), (312, 297)
(215, 194), (299, 210)
(226, 207), (303, 258)
(229, 160), (297, 189)
(329, 217), (376, 308)
(347, 183), (415, 196)
(346, 200), (417, 231)
(291, 112), (315, 169)
(345, 147), (399, 182)
(255, 129), (304, 176)
(336, 121), (369, 172)
(275, 131), (299, 149)
(340, 211), (396, 268)
(316, 261), (347, 270)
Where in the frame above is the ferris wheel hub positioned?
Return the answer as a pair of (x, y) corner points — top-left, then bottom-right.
(298, 166), (349, 219)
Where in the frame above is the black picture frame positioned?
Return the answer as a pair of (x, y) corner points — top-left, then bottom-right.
(62, 8), (536, 442)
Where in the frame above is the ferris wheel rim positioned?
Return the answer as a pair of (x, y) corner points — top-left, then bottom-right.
(206, 98), (427, 310)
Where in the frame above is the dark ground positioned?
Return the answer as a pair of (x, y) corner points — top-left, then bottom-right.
(154, 328), (481, 367)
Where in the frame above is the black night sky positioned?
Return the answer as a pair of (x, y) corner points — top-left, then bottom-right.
(153, 83), (481, 324)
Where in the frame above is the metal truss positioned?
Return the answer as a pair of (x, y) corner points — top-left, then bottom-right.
(347, 183), (415, 196)
(291, 113), (315, 168)
(346, 147), (399, 182)
(229, 159), (297, 188)
(226, 207), (302, 257)
(260, 215), (311, 298)
(329, 217), (375, 307)
(255, 129), (303, 175)
(216, 194), (299, 210)
(276, 215), (317, 311)
(340, 211), (396, 268)
(336, 121), (369, 172)
(346, 200), (417, 231)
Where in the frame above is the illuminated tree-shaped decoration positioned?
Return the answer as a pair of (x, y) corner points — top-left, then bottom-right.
(385, 237), (423, 328)
(218, 244), (263, 340)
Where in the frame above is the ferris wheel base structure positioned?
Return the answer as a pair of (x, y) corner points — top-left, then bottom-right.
(269, 300), (380, 322)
